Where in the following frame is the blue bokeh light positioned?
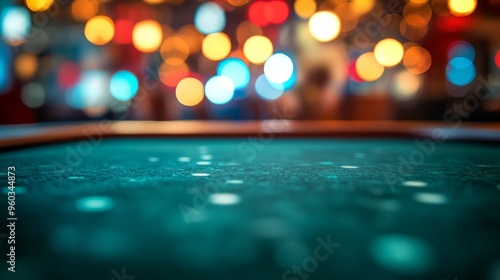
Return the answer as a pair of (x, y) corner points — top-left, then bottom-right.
(446, 57), (476, 86)
(255, 74), (284, 101)
(110, 70), (139, 101)
(0, 42), (12, 93)
(67, 71), (110, 109)
(205, 76), (235, 104)
(264, 53), (294, 84)
(1, 6), (31, 44)
(217, 58), (250, 89)
(194, 2), (226, 35)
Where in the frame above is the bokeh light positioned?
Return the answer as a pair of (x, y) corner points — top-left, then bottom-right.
(84, 16), (114, 45)
(177, 25), (204, 54)
(159, 61), (189, 87)
(448, 0), (477, 16)
(175, 77), (205, 106)
(1, 6), (31, 46)
(248, 1), (289, 26)
(352, 0), (376, 15)
(374, 39), (404, 67)
(294, 0), (317, 19)
(446, 57), (476, 86)
(448, 41), (475, 61)
(132, 20), (162, 53)
(110, 70), (139, 101)
(335, 3), (360, 33)
(227, 0), (250, 7)
(71, 0), (99, 21)
(264, 53), (294, 84)
(403, 46), (432, 74)
(114, 19), (134, 44)
(14, 53), (37, 81)
(243, 35), (273, 64)
(160, 36), (190, 65)
(67, 71), (110, 109)
(194, 2), (226, 35)
(58, 62), (81, 89)
(308, 11), (341, 42)
(392, 70), (422, 100)
(21, 83), (45, 108)
(25, 0), (54, 12)
(355, 52), (385, 82)
(202, 32), (231, 61)
(205, 76), (235, 104)
(255, 74), (284, 101)
(236, 21), (263, 45)
(217, 58), (250, 89)
(495, 50), (500, 69)
(0, 43), (12, 93)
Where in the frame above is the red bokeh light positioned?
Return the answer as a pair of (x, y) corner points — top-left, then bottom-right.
(495, 50), (500, 69)
(248, 1), (289, 26)
(114, 19), (133, 44)
(58, 62), (81, 89)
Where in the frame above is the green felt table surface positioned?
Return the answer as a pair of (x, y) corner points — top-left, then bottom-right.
(1, 138), (500, 280)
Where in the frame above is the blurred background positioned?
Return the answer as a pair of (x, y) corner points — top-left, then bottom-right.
(1, 0), (500, 123)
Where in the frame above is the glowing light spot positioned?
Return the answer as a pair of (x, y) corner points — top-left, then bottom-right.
(205, 76), (234, 104)
(374, 39), (404, 67)
(71, 0), (99, 21)
(160, 36), (190, 64)
(196, 161), (211, 165)
(243, 36), (273, 64)
(352, 0), (375, 15)
(403, 46), (432, 74)
(227, 0), (249, 7)
(355, 52), (385, 82)
(67, 71), (110, 110)
(175, 77), (204, 107)
(177, 25), (204, 54)
(201, 155), (213, 160)
(414, 193), (448, 204)
(226, 179), (244, 184)
(448, 41), (475, 61)
(110, 70), (138, 101)
(132, 20), (162, 53)
(335, 3), (360, 33)
(392, 70), (422, 100)
(178, 157), (191, 162)
(202, 32), (231, 61)
(217, 58), (250, 89)
(76, 196), (114, 212)
(402, 181), (428, 187)
(264, 53), (294, 84)
(340, 165), (359, 169)
(14, 53), (37, 80)
(209, 193), (241, 205)
(446, 57), (475, 86)
(25, 0), (53, 12)
(448, 0), (477, 16)
(255, 74), (284, 101)
(194, 2), (226, 35)
(308, 11), (341, 42)
(294, 0), (317, 19)
(158, 61), (189, 87)
(191, 173), (210, 177)
(21, 83), (45, 108)
(371, 234), (435, 274)
(248, 1), (289, 26)
(495, 50), (500, 69)
(1, 6), (31, 46)
(148, 157), (159, 162)
(84, 16), (114, 45)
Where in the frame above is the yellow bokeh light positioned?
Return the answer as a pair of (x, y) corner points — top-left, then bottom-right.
(202, 32), (231, 61)
(374, 38), (404, 67)
(403, 46), (432, 74)
(392, 70), (422, 100)
(160, 36), (190, 65)
(355, 52), (385, 82)
(335, 3), (359, 33)
(143, 0), (165, 4)
(71, 0), (99, 21)
(176, 77), (204, 106)
(294, 0), (317, 19)
(132, 20), (163, 53)
(352, 0), (376, 15)
(25, 0), (53, 12)
(14, 53), (37, 80)
(243, 35), (273, 64)
(84, 16), (115, 45)
(448, 0), (477, 16)
(308, 11), (341, 42)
